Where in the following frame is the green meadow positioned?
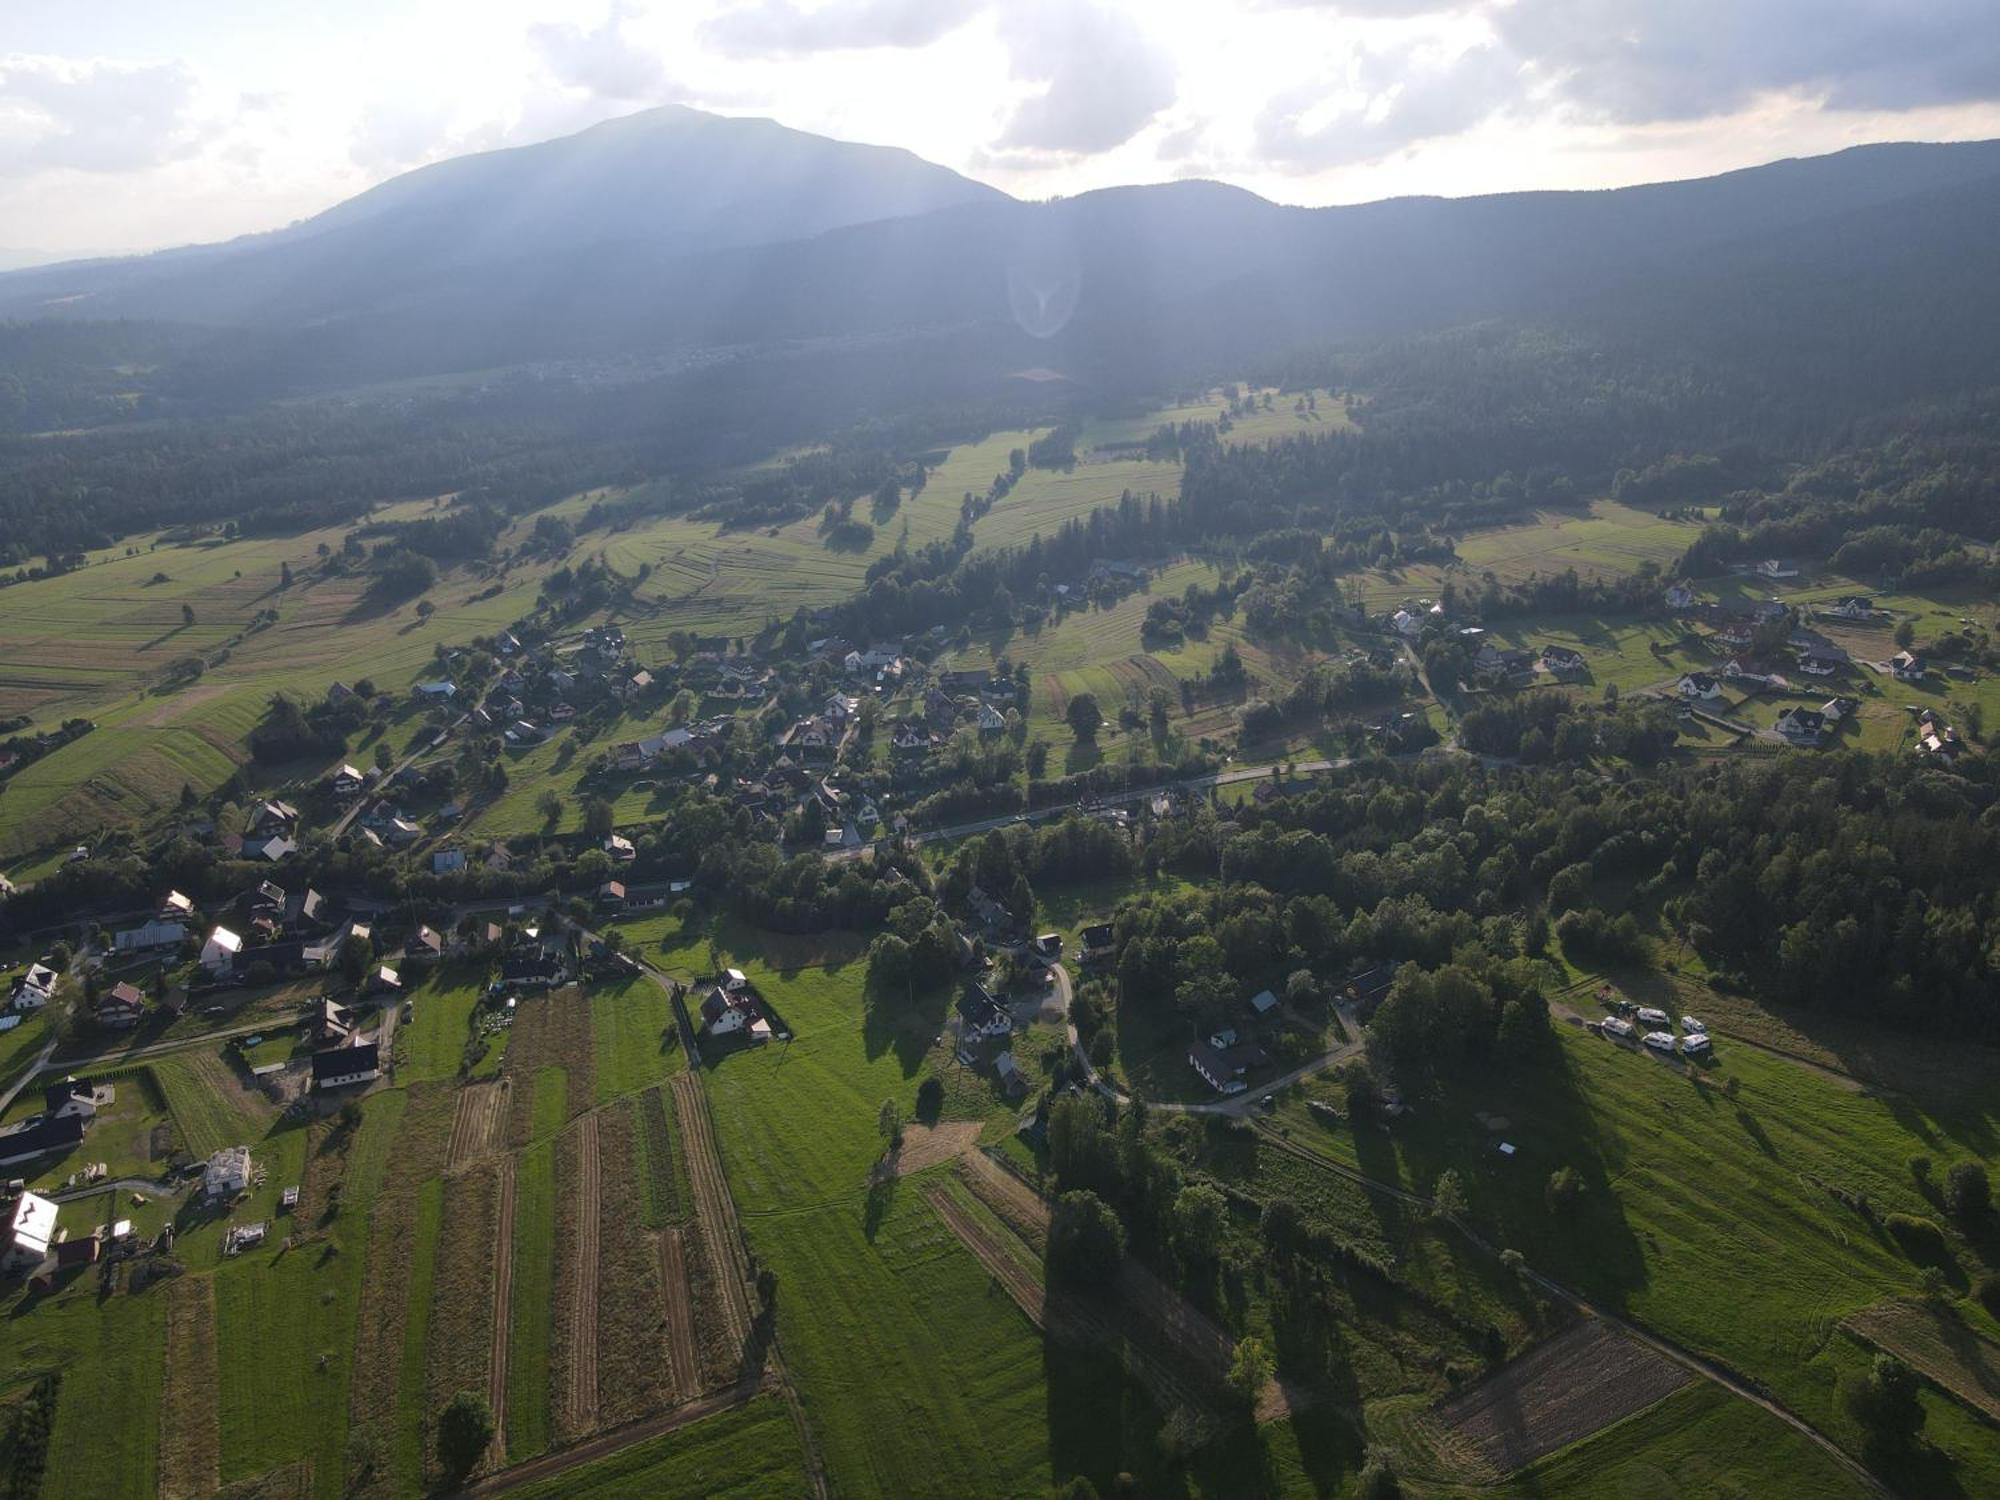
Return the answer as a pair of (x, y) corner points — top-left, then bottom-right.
(1272, 1011), (2000, 1494)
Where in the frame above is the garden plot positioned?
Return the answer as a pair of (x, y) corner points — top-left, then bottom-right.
(1430, 1318), (1691, 1475)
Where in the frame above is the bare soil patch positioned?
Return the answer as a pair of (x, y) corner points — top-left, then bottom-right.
(873, 1120), (981, 1181)
(1432, 1318), (1692, 1475)
(159, 1272), (221, 1500)
(506, 988), (595, 1147)
(141, 681), (227, 726)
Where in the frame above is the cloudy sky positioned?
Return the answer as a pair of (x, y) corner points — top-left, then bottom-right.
(5, 0), (2000, 259)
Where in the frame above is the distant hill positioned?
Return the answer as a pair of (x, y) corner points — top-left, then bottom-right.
(4, 122), (2000, 405)
(0, 105), (1010, 328)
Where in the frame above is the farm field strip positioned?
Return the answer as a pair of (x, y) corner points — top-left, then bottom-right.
(564, 1111), (602, 1434)
(658, 1228), (702, 1402)
(1431, 1317), (1693, 1475)
(449, 1079), (510, 1170)
(1843, 1301), (2000, 1424)
(158, 1274), (221, 1500)
(489, 1155), (517, 1460)
(670, 1072), (755, 1351)
(505, 1138), (556, 1463)
(922, 1182), (1045, 1326)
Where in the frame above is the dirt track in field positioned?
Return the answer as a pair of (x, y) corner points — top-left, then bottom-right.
(671, 1072), (754, 1351)
(658, 1227), (702, 1400)
(1432, 1318), (1692, 1474)
(564, 1112), (602, 1433)
(449, 1079), (510, 1170)
(488, 1155), (517, 1458)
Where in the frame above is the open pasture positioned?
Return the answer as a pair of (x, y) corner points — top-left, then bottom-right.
(1275, 1013), (2000, 1492)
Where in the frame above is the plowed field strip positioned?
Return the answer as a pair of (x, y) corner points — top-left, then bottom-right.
(1433, 1318), (1692, 1474)
(670, 1072), (753, 1349)
(659, 1227), (701, 1400)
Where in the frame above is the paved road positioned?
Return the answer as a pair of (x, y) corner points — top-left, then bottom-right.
(0, 1030), (61, 1116)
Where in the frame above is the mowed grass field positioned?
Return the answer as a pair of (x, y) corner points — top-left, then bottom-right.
(1274, 1015), (2000, 1492)
(940, 557), (1338, 753)
(506, 1394), (809, 1498)
(0, 506), (562, 861)
(674, 923), (1179, 1495)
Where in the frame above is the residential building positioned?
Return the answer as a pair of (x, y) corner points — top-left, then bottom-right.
(311, 1042), (381, 1091)
(1775, 707), (1827, 745)
(95, 982), (146, 1029)
(3, 1192), (58, 1271)
(200, 926), (243, 977)
(114, 920), (187, 955)
(1891, 650), (1925, 681)
(0, 1113), (84, 1168)
(1677, 673), (1723, 701)
(1540, 644), (1587, 675)
(956, 985), (1012, 1042)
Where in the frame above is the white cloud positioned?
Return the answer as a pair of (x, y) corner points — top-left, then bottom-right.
(702, 0), (980, 58)
(0, 54), (208, 173)
(994, 0), (1176, 155)
(1255, 41), (1520, 169)
(529, 2), (676, 101)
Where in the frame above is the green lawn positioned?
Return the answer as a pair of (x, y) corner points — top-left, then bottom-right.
(400, 968), (487, 1083)
(151, 1050), (275, 1160)
(525, 1066), (567, 1144)
(393, 1176), (446, 1487)
(588, 976), (683, 1104)
(507, 1140), (557, 1462)
(505, 1394), (810, 1499)
(689, 923), (1179, 1495)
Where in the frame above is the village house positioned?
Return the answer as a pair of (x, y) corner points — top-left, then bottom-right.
(0, 1111), (84, 1169)
(1079, 923), (1116, 964)
(1821, 696), (1861, 722)
(1187, 1038), (1268, 1095)
(1540, 644), (1587, 676)
(1891, 650), (1925, 681)
(1775, 706), (1827, 746)
(414, 680), (457, 701)
(1676, 672), (1723, 701)
(114, 918), (187, 955)
(95, 982), (147, 1029)
(994, 1052), (1027, 1098)
(603, 833), (636, 862)
(312, 1041), (381, 1091)
(1757, 558), (1800, 579)
(11, 962), (58, 1010)
(956, 985), (1012, 1043)
(432, 848), (467, 874)
(3, 1192), (58, 1272)
(1797, 647), (1846, 677)
(405, 925), (444, 961)
(199, 926), (243, 977)
(1827, 596), (1874, 620)
(1664, 583), (1696, 610)
(700, 977), (771, 1042)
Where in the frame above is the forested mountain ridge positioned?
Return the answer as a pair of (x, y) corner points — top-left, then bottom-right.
(5, 128), (2000, 403)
